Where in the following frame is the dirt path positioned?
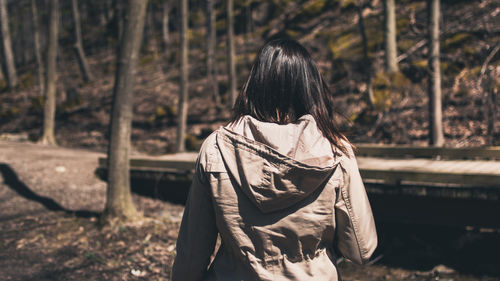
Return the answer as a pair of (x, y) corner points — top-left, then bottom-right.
(0, 140), (184, 280)
(0, 141), (107, 218)
(0, 140), (498, 280)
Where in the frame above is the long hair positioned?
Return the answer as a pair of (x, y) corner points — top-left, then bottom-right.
(231, 38), (350, 155)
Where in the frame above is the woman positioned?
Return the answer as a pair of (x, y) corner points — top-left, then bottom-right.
(172, 39), (377, 281)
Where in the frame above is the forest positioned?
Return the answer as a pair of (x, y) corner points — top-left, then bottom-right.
(0, 0), (499, 280)
(0, 0), (497, 153)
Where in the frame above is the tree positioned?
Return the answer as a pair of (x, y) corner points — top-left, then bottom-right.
(162, 0), (171, 53)
(176, 0), (188, 152)
(103, 0), (149, 223)
(227, 0), (237, 106)
(427, 0), (444, 147)
(384, 0), (398, 72)
(244, 0), (253, 68)
(114, 0), (124, 42)
(206, 0), (220, 105)
(71, 0), (94, 82)
(356, 0), (374, 108)
(31, 0), (44, 95)
(145, 1), (159, 55)
(40, 0), (59, 146)
(0, 0), (18, 88)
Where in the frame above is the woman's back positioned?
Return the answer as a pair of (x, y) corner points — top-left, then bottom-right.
(171, 38), (377, 280)
(172, 115), (377, 281)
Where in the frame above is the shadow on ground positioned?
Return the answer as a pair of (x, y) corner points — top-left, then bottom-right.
(0, 163), (99, 219)
(372, 221), (500, 277)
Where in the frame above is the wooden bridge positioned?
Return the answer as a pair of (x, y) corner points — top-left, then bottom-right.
(96, 144), (500, 228)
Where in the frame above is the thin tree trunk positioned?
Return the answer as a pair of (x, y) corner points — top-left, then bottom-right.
(246, 0), (253, 34)
(227, 0), (237, 106)
(176, 0), (188, 152)
(22, 4), (31, 67)
(384, 0), (398, 72)
(71, 0), (93, 82)
(41, 0), (58, 145)
(356, 0), (374, 108)
(114, 0), (124, 43)
(99, 1), (107, 27)
(12, 2), (22, 67)
(162, 0), (170, 53)
(146, 1), (158, 55)
(245, 0), (253, 68)
(206, 0), (220, 105)
(32, 0), (44, 94)
(427, 0), (444, 146)
(105, 0), (113, 22)
(103, 0), (148, 223)
(0, 0), (17, 88)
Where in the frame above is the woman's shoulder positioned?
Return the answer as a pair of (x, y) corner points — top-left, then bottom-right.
(196, 129), (218, 160)
(196, 128), (225, 173)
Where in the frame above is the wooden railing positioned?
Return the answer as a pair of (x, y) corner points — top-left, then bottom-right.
(355, 144), (500, 160)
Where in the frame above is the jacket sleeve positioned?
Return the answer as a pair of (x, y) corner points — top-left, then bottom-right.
(171, 157), (218, 281)
(334, 147), (377, 265)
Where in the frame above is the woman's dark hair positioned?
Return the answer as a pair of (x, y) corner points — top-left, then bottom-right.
(232, 38), (350, 155)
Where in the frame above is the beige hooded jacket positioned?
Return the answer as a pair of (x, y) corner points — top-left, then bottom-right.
(171, 115), (377, 281)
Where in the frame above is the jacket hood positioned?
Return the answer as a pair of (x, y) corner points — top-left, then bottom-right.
(216, 115), (339, 213)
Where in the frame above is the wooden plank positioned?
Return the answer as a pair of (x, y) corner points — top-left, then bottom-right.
(360, 169), (500, 187)
(98, 156), (500, 186)
(357, 157), (500, 174)
(357, 157), (500, 187)
(98, 154), (197, 173)
(356, 144), (500, 160)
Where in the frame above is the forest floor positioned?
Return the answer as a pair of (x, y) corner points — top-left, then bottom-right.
(0, 140), (499, 281)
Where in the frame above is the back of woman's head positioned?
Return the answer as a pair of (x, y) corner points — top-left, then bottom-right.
(232, 38), (350, 154)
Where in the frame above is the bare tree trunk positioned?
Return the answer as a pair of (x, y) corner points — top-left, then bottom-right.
(145, 1), (158, 55)
(227, 0), (237, 106)
(356, 0), (374, 108)
(105, 0), (113, 22)
(21, 4), (31, 67)
(162, 0), (170, 53)
(103, 0), (148, 223)
(114, 0), (124, 43)
(427, 0), (444, 147)
(99, 1), (107, 27)
(206, 0), (220, 105)
(0, 0), (17, 88)
(176, 0), (188, 152)
(384, 0), (398, 72)
(71, 0), (93, 82)
(40, 0), (58, 146)
(244, 0), (253, 68)
(12, 2), (22, 67)
(32, 0), (44, 94)
(246, 0), (253, 34)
